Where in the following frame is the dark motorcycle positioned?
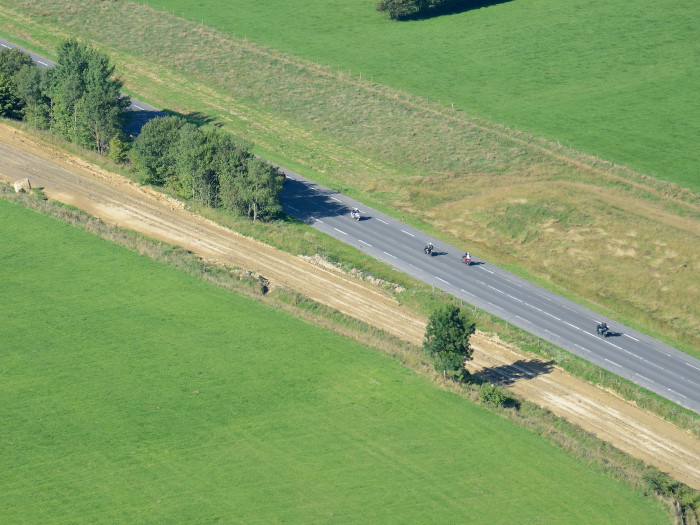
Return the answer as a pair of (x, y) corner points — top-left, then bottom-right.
(424, 244), (433, 255)
(596, 323), (609, 337)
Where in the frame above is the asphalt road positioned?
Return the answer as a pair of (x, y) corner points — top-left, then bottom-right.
(280, 171), (700, 415)
(4, 38), (699, 414)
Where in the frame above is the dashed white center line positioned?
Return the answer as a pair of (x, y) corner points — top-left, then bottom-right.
(687, 363), (700, 372)
(479, 267), (494, 274)
(334, 228), (347, 235)
(37, 60), (48, 66)
(460, 289), (475, 296)
(376, 218), (388, 225)
(623, 334), (639, 342)
(330, 196), (341, 202)
(606, 341), (622, 350)
(563, 321), (579, 330)
(636, 373), (651, 382)
(132, 104), (145, 110)
(436, 277), (449, 285)
(543, 311), (561, 321)
(605, 358), (621, 367)
(488, 302), (504, 311)
(487, 285), (504, 294)
(574, 343), (589, 352)
(313, 218), (323, 223)
(1, 43), (10, 48)
(359, 239), (372, 247)
(401, 229), (415, 237)
(505, 293), (522, 302)
(383, 251), (397, 259)
(514, 315), (528, 322)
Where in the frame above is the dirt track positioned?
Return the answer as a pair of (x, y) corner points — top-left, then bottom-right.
(1, 123), (698, 490)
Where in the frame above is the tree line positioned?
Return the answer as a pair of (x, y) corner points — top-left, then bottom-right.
(131, 116), (282, 221)
(0, 40), (283, 221)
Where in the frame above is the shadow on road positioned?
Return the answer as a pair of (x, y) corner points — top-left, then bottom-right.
(281, 178), (352, 224)
(472, 359), (556, 387)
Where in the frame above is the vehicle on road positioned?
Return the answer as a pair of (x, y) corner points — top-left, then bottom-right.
(424, 242), (434, 255)
(461, 252), (472, 266)
(350, 207), (360, 221)
(596, 322), (609, 337)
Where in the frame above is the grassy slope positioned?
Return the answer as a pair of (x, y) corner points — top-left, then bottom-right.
(0, 198), (669, 523)
(144, 0), (700, 190)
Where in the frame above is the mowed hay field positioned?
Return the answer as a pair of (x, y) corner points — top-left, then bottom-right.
(0, 199), (670, 522)
(0, 0), (698, 354)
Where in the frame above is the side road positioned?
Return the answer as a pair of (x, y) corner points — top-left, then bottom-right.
(0, 123), (697, 490)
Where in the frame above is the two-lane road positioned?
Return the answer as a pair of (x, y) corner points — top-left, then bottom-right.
(281, 170), (700, 414)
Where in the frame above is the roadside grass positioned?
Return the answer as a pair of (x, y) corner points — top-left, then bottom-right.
(1, 2), (697, 356)
(1, 194), (676, 523)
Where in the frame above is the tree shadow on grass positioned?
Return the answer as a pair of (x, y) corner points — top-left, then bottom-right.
(396, 0), (515, 21)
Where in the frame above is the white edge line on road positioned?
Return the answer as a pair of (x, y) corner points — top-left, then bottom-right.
(668, 389), (686, 399)
(334, 227), (347, 235)
(1, 43), (10, 48)
(383, 251), (397, 259)
(479, 267), (494, 274)
(376, 218), (388, 225)
(636, 373), (651, 382)
(401, 230), (415, 237)
(359, 240), (372, 247)
(623, 334), (640, 342)
(331, 196), (341, 202)
(37, 60), (48, 66)
(132, 104), (145, 110)
(436, 277), (449, 285)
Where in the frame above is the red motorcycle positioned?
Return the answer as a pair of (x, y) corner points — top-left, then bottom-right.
(461, 253), (472, 266)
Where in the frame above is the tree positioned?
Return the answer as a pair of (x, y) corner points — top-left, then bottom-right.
(0, 72), (22, 118)
(131, 115), (186, 185)
(0, 47), (33, 78)
(0, 48), (34, 119)
(14, 64), (51, 129)
(423, 305), (475, 381)
(234, 157), (283, 221)
(49, 38), (128, 150)
(376, 0), (457, 20)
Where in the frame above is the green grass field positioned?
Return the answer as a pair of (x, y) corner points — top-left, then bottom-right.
(142, 0), (699, 190)
(0, 197), (670, 522)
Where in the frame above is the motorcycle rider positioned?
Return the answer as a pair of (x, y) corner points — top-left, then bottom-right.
(425, 242), (434, 254)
